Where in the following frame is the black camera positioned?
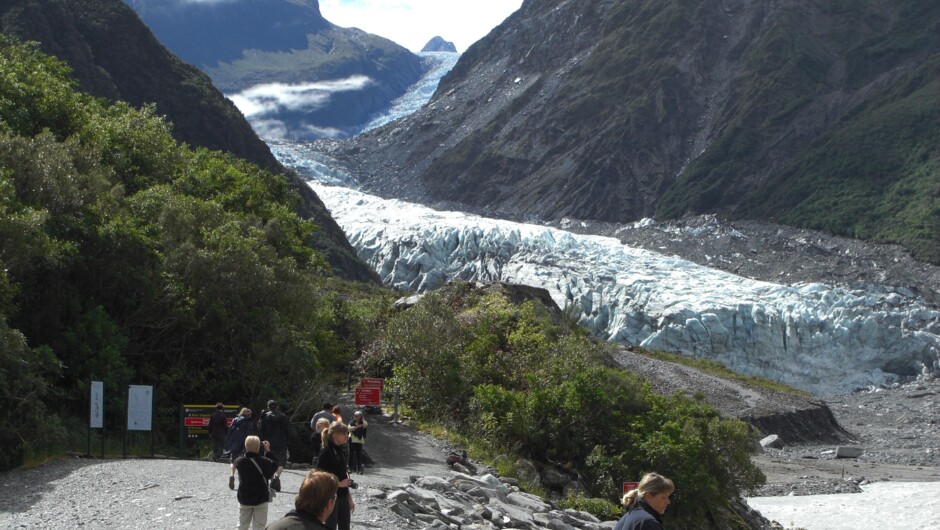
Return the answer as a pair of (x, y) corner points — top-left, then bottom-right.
(348, 479), (358, 489)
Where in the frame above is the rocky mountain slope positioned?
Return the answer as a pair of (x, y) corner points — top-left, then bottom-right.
(0, 0), (377, 282)
(124, 0), (424, 139)
(325, 0), (940, 264)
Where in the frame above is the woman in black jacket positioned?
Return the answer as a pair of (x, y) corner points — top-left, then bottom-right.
(315, 422), (355, 530)
(613, 472), (674, 530)
(233, 435), (278, 530)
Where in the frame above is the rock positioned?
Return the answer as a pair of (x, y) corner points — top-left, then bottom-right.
(512, 459), (540, 486)
(836, 446), (864, 458)
(761, 434), (785, 449)
(453, 462), (473, 475)
(415, 476), (455, 493)
(540, 467), (570, 489)
(364, 488), (386, 499)
(492, 454), (513, 471)
(390, 502), (417, 522)
(507, 492), (551, 513)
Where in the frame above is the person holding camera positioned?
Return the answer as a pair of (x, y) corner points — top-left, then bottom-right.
(315, 422), (355, 530)
(233, 436), (278, 530)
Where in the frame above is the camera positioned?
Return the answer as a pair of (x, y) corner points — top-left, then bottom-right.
(348, 479), (358, 489)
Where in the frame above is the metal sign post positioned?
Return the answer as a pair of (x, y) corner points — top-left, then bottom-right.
(89, 380), (104, 458)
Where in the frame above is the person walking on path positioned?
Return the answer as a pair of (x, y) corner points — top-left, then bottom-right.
(227, 408), (254, 489)
(263, 471), (337, 530)
(330, 405), (344, 424)
(234, 436), (279, 530)
(258, 400), (290, 489)
(613, 472), (674, 530)
(348, 411), (367, 474)
(315, 422), (355, 530)
(208, 403), (229, 460)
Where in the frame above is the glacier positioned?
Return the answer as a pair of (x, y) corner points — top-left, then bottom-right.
(271, 141), (940, 395)
(267, 50), (940, 396)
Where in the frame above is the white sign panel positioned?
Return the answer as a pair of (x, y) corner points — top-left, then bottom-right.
(90, 381), (104, 429)
(127, 385), (153, 431)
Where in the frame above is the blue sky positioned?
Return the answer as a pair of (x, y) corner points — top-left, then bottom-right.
(317, 0), (524, 52)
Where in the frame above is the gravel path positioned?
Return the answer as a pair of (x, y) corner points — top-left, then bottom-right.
(0, 412), (465, 530)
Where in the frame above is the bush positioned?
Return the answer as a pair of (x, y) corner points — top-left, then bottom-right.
(375, 282), (765, 527)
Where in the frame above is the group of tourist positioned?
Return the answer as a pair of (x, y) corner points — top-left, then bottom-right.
(212, 400), (368, 530)
(213, 400), (675, 530)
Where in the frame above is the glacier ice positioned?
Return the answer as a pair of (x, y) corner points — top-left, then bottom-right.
(298, 174), (940, 395)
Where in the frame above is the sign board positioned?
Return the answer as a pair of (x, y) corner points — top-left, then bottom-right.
(127, 385), (153, 431)
(359, 378), (385, 392)
(90, 381), (104, 429)
(182, 404), (239, 439)
(623, 481), (640, 494)
(355, 387), (381, 406)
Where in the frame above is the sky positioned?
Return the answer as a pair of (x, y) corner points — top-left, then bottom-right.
(317, 0), (524, 53)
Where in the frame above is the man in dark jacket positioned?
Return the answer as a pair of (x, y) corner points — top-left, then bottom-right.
(234, 435), (278, 530)
(258, 399), (289, 487)
(208, 402), (229, 460)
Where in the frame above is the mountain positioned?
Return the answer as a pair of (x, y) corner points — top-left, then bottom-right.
(0, 0), (378, 282)
(124, 0), (425, 139)
(422, 36), (457, 53)
(325, 0), (940, 265)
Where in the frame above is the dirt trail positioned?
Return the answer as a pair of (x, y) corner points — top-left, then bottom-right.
(0, 408), (463, 530)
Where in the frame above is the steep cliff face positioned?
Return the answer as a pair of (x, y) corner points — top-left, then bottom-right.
(329, 0), (940, 264)
(125, 0), (425, 139)
(0, 0), (378, 282)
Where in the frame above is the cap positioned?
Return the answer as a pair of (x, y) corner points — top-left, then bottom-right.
(354, 410), (363, 416)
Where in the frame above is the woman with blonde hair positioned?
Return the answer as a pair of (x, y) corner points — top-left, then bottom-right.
(613, 472), (674, 530)
(315, 422), (355, 530)
(233, 435), (279, 530)
(226, 408), (254, 489)
(263, 471), (338, 529)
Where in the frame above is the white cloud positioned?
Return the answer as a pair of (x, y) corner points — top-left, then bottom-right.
(318, 0), (523, 52)
(227, 76), (373, 118)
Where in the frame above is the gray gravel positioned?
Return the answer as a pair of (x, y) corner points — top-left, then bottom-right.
(0, 413), (465, 530)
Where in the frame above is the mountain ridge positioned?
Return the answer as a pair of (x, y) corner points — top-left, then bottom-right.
(324, 0), (940, 264)
(124, 0), (425, 139)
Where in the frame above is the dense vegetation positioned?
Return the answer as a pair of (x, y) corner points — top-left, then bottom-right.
(0, 0), (378, 282)
(0, 37), (386, 470)
(362, 283), (765, 529)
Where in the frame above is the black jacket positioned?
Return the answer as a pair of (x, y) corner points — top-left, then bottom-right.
(258, 410), (290, 449)
(208, 410), (228, 439)
(234, 450), (278, 506)
(613, 499), (665, 530)
(224, 416), (253, 455)
(315, 441), (350, 498)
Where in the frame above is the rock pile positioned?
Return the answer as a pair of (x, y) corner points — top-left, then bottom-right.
(371, 472), (616, 530)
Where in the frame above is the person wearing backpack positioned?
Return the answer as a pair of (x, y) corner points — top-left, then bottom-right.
(226, 408), (254, 489)
(258, 400), (289, 491)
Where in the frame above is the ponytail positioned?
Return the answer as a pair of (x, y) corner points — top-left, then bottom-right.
(622, 472), (674, 510)
(622, 488), (640, 509)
